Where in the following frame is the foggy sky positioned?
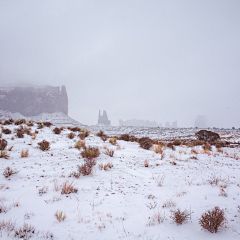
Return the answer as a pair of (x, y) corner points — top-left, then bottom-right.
(0, 0), (240, 128)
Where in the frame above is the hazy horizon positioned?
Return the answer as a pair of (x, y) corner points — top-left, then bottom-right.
(0, 1), (239, 128)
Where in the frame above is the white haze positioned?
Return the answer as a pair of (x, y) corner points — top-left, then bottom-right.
(0, 1), (239, 128)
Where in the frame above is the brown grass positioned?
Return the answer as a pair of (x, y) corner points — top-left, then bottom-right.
(75, 140), (85, 150)
(103, 147), (115, 157)
(55, 211), (66, 222)
(152, 145), (163, 154)
(61, 180), (78, 194)
(0, 151), (9, 159)
(21, 149), (29, 158)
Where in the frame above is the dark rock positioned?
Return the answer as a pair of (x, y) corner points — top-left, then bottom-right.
(195, 130), (220, 142)
(0, 85), (68, 116)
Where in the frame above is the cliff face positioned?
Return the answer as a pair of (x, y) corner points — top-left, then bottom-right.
(0, 85), (68, 116)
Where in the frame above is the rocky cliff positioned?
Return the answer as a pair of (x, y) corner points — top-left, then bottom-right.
(0, 85), (68, 116)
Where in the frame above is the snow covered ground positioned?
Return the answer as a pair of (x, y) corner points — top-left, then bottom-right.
(0, 122), (240, 240)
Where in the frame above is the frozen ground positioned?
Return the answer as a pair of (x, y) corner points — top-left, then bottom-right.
(0, 122), (240, 240)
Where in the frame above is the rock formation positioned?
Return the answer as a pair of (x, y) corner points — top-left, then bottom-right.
(165, 120), (177, 128)
(119, 119), (159, 127)
(98, 110), (111, 125)
(0, 85), (68, 116)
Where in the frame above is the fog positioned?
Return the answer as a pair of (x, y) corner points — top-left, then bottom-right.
(0, 1), (239, 128)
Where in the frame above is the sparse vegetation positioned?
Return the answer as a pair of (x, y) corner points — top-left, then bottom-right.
(103, 147), (115, 157)
(16, 128), (24, 138)
(43, 122), (53, 127)
(109, 137), (117, 145)
(55, 211), (66, 222)
(53, 127), (61, 134)
(68, 132), (75, 139)
(199, 206), (227, 233)
(21, 149), (29, 158)
(38, 140), (50, 151)
(2, 128), (11, 134)
(75, 140), (85, 150)
(61, 180), (78, 194)
(14, 223), (35, 239)
(144, 159), (149, 167)
(3, 167), (18, 178)
(15, 119), (26, 125)
(81, 146), (100, 159)
(139, 137), (153, 150)
(0, 139), (7, 150)
(170, 209), (190, 224)
(152, 145), (163, 154)
(0, 151), (9, 159)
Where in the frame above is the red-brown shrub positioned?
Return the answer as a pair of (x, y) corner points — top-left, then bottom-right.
(199, 206), (227, 233)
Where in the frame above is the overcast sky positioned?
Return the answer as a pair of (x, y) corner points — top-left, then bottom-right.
(0, 0), (239, 127)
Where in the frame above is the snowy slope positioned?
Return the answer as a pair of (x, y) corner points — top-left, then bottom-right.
(0, 123), (240, 240)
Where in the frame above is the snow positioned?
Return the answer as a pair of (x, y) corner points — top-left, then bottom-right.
(0, 122), (240, 239)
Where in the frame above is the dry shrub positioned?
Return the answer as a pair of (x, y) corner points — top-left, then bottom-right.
(43, 122), (53, 127)
(202, 143), (212, 151)
(15, 119), (26, 125)
(16, 128), (24, 138)
(0, 133), (2, 138)
(78, 158), (96, 176)
(162, 198), (176, 208)
(75, 140), (85, 150)
(191, 148), (198, 154)
(170, 209), (190, 224)
(38, 186), (48, 196)
(216, 147), (223, 153)
(27, 120), (34, 126)
(207, 172), (226, 186)
(219, 184), (228, 197)
(79, 129), (90, 139)
(0, 151), (9, 159)
(2, 128), (11, 134)
(152, 145), (163, 154)
(139, 137), (153, 150)
(78, 133), (85, 140)
(53, 127), (61, 134)
(144, 159), (149, 167)
(99, 162), (113, 171)
(61, 180), (78, 194)
(3, 167), (18, 178)
(156, 175), (165, 187)
(0, 219), (16, 232)
(81, 146), (100, 159)
(0, 139), (7, 150)
(96, 130), (105, 137)
(103, 147), (114, 157)
(187, 140), (205, 147)
(119, 134), (130, 141)
(38, 140), (50, 151)
(55, 211), (66, 222)
(37, 122), (44, 129)
(14, 223), (35, 239)
(21, 149), (29, 158)
(70, 127), (81, 132)
(3, 120), (11, 125)
(60, 126), (66, 131)
(68, 132), (75, 139)
(101, 135), (108, 142)
(116, 144), (121, 150)
(109, 137), (117, 145)
(147, 210), (166, 226)
(215, 141), (226, 148)
(199, 206), (227, 233)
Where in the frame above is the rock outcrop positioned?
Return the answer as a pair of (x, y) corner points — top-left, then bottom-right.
(119, 119), (159, 127)
(195, 130), (220, 142)
(0, 85), (68, 116)
(98, 110), (111, 125)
